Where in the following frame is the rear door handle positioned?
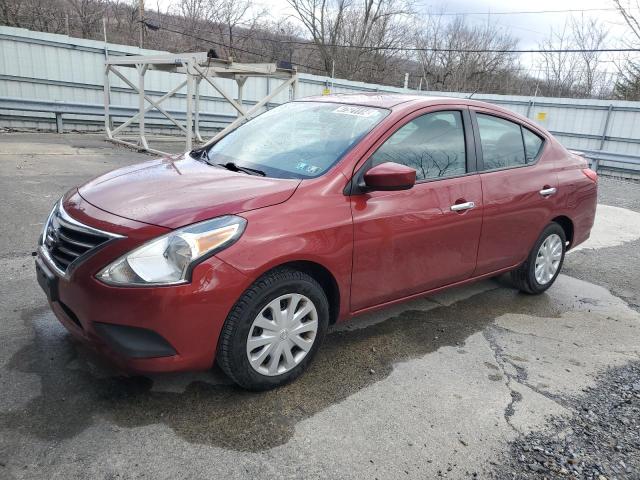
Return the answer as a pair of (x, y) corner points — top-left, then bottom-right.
(450, 201), (476, 212)
(539, 187), (557, 197)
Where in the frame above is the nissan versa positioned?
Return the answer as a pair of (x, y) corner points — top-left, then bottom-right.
(35, 94), (598, 390)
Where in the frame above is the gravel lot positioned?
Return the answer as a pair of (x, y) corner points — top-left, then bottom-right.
(495, 361), (640, 479)
(597, 177), (640, 213)
(1, 133), (640, 480)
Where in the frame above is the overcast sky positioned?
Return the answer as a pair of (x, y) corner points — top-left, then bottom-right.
(415, 0), (629, 47)
(414, 0), (632, 73)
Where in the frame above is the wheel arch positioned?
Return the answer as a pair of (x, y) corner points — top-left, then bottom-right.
(551, 215), (574, 248)
(260, 260), (341, 325)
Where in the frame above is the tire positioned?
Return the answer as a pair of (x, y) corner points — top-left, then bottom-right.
(216, 267), (329, 390)
(510, 223), (566, 295)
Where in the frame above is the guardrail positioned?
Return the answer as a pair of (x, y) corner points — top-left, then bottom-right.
(1, 95), (639, 179)
(580, 149), (640, 179)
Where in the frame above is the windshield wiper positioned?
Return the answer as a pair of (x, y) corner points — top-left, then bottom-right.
(196, 150), (266, 177)
(216, 161), (266, 177)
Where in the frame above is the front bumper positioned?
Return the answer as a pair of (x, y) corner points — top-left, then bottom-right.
(35, 193), (250, 373)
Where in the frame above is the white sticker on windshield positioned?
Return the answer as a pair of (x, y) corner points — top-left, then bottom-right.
(295, 162), (321, 175)
(332, 105), (378, 117)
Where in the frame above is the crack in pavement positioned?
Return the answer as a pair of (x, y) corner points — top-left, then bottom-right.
(483, 325), (571, 435)
(483, 327), (524, 434)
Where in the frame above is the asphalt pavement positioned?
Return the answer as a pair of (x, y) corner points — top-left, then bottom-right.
(1, 133), (639, 480)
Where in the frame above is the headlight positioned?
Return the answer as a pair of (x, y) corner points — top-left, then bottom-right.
(40, 199), (60, 246)
(97, 215), (246, 286)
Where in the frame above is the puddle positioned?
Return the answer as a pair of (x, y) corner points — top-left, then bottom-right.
(1, 287), (564, 452)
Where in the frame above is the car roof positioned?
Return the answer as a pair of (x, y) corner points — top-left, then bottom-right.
(296, 92), (542, 134)
(296, 93), (433, 109)
(296, 92), (511, 114)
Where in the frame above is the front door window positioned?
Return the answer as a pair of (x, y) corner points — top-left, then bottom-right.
(370, 111), (467, 181)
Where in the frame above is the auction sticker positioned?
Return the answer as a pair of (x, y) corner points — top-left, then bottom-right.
(332, 105), (379, 117)
(295, 162), (321, 174)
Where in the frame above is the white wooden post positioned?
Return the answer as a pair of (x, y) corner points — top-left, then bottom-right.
(194, 76), (203, 142)
(185, 60), (194, 151)
(236, 76), (247, 119)
(137, 64), (149, 150)
(103, 65), (112, 137)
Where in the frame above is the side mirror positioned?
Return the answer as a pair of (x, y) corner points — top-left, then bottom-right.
(362, 162), (416, 191)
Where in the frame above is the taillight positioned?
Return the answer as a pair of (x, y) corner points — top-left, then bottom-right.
(582, 168), (598, 183)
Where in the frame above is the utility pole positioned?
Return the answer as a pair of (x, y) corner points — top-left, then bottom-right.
(102, 18), (109, 60)
(138, 0), (144, 49)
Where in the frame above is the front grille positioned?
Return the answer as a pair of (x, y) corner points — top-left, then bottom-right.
(42, 202), (117, 274)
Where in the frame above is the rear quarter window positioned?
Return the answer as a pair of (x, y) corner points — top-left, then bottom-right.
(522, 128), (544, 163)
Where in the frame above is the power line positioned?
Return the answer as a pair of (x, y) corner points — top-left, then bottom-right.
(409, 47), (640, 53)
(148, 19), (639, 55)
(213, 35), (639, 54)
(416, 6), (637, 16)
(142, 21), (326, 73)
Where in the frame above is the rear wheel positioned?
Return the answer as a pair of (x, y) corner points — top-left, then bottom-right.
(511, 223), (566, 295)
(216, 267), (329, 390)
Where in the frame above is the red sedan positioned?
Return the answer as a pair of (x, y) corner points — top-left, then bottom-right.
(35, 94), (598, 390)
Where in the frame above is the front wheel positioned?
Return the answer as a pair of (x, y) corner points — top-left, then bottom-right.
(511, 223), (566, 295)
(216, 267), (329, 390)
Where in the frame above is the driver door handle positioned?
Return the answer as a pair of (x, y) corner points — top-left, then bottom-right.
(539, 187), (557, 197)
(450, 201), (476, 212)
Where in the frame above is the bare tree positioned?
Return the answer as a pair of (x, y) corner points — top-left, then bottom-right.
(613, 0), (640, 99)
(171, 0), (215, 50)
(615, 62), (640, 99)
(214, 0), (250, 58)
(65, 0), (107, 38)
(0, 0), (21, 27)
(415, 14), (519, 94)
(287, 0), (414, 82)
(207, 0), (265, 59)
(0, 0), (67, 33)
(538, 21), (583, 97)
(108, 0), (140, 46)
(537, 15), (612, 98)
(570, 15), (608, 97)
(614, 0), (640, 41)
(258, 18), (304, 64)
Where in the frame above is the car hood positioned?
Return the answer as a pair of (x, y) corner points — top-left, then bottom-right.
(78, 154), (301, 229)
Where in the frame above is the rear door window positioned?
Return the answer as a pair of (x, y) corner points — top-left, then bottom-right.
(476, 114), (526, 170)
(370, 111), (467, 181)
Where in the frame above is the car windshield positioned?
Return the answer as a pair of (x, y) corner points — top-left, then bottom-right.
(205, 101), (389, 179)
